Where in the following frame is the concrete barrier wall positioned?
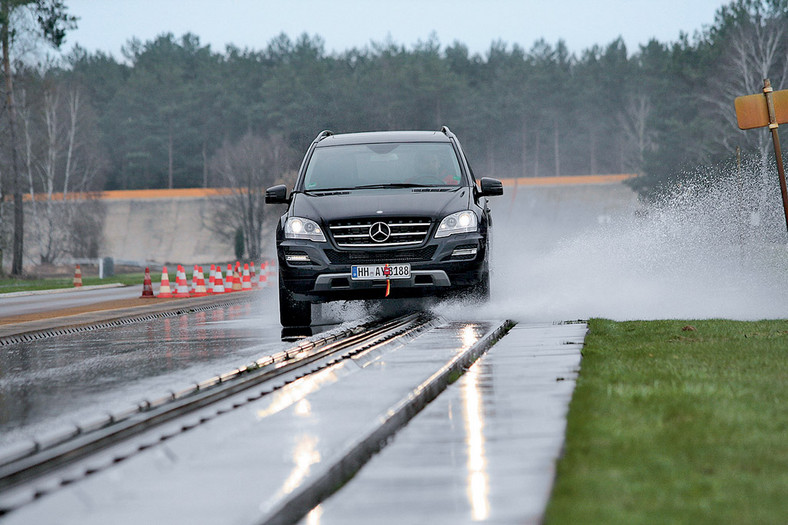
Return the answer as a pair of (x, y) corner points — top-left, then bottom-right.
(102, 197), (230, 266)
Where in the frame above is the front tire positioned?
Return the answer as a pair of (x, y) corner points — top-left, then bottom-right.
(279, 273), (311, 327)
(471, 270), (491, 303)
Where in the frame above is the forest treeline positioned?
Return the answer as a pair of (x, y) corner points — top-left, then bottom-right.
(3, 0), (788, 197)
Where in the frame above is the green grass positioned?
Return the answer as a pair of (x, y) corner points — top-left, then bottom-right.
(0, 272), (149, 293)
(545, 318), (788, 524)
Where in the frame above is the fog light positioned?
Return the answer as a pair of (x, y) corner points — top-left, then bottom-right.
(286, 253), (311, 263)
(451, 247), (477, 257)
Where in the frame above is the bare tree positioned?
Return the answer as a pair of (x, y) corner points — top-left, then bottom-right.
(209, 133), (294, 260)
(618, 92), (655, 173)
(1, 0), (77, 274)
(63, 82), (78, 194)
(15, 73), (106, 264)
(704, 1), (788, 157)
(40, 80), (59, 196)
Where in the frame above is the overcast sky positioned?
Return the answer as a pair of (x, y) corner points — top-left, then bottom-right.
(65, 0), (730, 59)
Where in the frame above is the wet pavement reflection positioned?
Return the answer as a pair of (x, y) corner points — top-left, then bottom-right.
(463, 361), (489, 521)
(0, 295), (339, 448)
(307, 322), (586, 524)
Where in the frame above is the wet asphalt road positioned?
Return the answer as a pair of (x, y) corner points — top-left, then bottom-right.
(0, 288), (347, 449)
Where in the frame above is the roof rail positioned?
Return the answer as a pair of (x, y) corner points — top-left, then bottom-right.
(440, 126), (454, 138)
(314, 130), (333, 143)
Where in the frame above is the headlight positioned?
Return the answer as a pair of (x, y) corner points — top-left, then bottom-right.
(435, 210), (477, 238)
(285, 217), (326, 242)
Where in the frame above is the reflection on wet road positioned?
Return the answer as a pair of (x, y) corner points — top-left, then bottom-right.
(0, 297), (340, 448)
(463, 360), (489, 521)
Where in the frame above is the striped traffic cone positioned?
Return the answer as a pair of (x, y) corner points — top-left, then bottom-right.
(213, 267), (225, 294)
(73, 264), (83, 287)
(158, 266), (173, 298)
(268, 260), (276, 286)
(158, 267), (173, 298)
(225, 264), (234, 292)
(173, 265), (190, 298)
(190, 265), (199, 295)
(232, 264), (243, 292)
(250, 261), (258, 289)
(208, 264), (216, 294)
(241, 263), (252, 291)
(140, 267), (155, 298)
(259, 261), (268, 287)
(191, 266), (208, 297)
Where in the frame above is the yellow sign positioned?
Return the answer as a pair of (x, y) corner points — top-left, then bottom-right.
(735, 89), (788, 130)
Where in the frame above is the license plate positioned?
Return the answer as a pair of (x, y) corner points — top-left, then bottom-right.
(351, 263), (411, 280)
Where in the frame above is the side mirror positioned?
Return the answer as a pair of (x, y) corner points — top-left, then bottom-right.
(265, 184), (289, 204)
(479, 177), (503, 197)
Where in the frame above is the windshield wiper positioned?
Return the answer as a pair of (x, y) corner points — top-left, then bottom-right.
(303, 188), (353, 195)
(353, 183), (432, 189)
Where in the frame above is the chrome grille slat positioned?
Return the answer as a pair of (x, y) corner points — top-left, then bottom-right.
(329, 217), (431, 248)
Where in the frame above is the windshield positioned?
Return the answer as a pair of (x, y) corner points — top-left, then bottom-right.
(303, 142), (463, 191)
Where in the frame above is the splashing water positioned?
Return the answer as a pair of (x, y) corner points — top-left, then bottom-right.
(442, 164), (788, 322)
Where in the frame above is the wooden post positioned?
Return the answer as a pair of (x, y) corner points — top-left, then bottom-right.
(762, 79), (788, 232)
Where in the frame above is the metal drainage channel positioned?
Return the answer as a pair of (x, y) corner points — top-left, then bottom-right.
(0, 312), (435, 513)
(0, 295), (256, 347)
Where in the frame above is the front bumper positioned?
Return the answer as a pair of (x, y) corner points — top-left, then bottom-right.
(278, 233), (487, 302)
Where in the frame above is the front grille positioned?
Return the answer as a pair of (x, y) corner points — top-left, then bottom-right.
(329, 217), (431, 248)
(324, 246), (437, 265)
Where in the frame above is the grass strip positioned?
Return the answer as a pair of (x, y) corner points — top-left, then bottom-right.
(545, 318), (788, 524)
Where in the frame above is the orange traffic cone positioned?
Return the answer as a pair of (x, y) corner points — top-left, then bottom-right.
(225, 264), (234, 292)
(213, 267), (225, 294)
(140, 267), (155, 298)
(173, 265), (190, 298)
(268, 260), (276, 286)
(259, 261), (268, 287)
(158, 266), (173, 298)
(189, 265), (200, 295)
(208, 264), (216, 294)
(241, 263), (252, 291)
(73, 264), (83, 287)
(232, 264), (243, 292)
(191, 266), (208, 297)
(250, 261), (258, 289)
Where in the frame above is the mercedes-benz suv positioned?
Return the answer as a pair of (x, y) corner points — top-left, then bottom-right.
(265, 127), (503, 327)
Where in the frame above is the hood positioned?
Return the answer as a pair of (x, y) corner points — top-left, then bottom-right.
(290, 187), (471, 223)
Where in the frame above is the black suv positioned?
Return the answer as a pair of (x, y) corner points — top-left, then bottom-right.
(265, 127), (503, 327)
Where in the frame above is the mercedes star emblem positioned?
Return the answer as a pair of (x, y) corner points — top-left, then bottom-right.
(369, 222), (391, 243)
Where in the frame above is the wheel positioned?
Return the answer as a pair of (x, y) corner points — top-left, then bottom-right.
(278, 274), (311, 327)
(449, 271), (490, 304)
(470, 270), (491, 303)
